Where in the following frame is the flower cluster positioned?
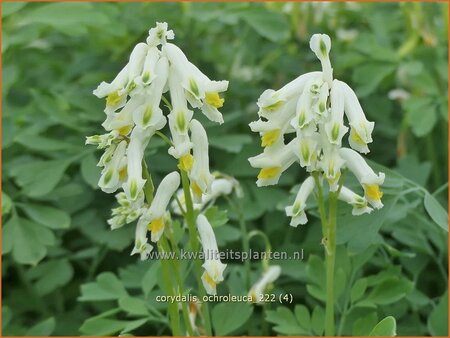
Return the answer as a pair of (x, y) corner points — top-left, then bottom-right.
(86, 23), (228, 260)
(248, 34), (385, 227)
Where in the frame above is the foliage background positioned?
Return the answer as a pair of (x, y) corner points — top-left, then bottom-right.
(2, 1), (448, 336)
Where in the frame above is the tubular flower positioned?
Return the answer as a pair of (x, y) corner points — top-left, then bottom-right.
(189, 119), (215, 203)
(248, 265), (282, 304)
(197, 214), (227, 295)
(87, 23), (228, 260)
(249, 33), (384, 226)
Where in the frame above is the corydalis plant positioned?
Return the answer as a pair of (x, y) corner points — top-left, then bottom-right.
(249, 33), (384, 223)
(248, 33), (385, 335)
(86, 22), (229, 303)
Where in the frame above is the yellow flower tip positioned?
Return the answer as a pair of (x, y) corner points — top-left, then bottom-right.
(191, 181), (203, 199)
(364, 184), (383, 201)
(257, 167), (281, 180)
(248, 290), (257, 302)
(203, 271), (217, 289)
(148, 218), (165, 233)
(117, 125), (132, 136)
(178, 153), (194, 172)
(118, 166), (128, 181)
(350, 128), (366, 146)
(261, 129), (281, 147)
(106, 91), (122, 107)
(205, 92), (224, 108)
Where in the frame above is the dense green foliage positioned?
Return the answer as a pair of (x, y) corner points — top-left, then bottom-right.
(2, 2), (448, 336)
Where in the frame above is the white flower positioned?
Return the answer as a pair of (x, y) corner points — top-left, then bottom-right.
(163, 43), (228, 123)
(147, 22), (175, 47)
(85, 130), (119, 149)
(98, 140), (127, 193)
(108, 191), (145, 230)
(320, 145), (345, 192)
(197, 214), (227, 295)
(338, 186), (373, 216)
(131, 215), (153, 261)
(102, 94), (142, 136)
(339, 80), (374, 154)
(93, 64), (129, 112)
(248, 139), (297, 187)
(123, 124), (165, 201)
(294, 132), (320, 169)
(309, 33), (332, 85)
(144, 171), (180, 242)
(167, 69), (194, 162)
(125, 42), (149, 95)
(248, 266), (281, 304)
(339, 147), (385, 208)
(257, 72), (321, 117)
(324, 80), (349, 146)
(189, 119), (214, 203)
(285, 176), (315, 227)
(134, 46), (160, 87)
(133, 57), (169, 130)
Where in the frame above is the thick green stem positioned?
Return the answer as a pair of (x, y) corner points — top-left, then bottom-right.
(325, 191), (338, 336)
(180, 170), (212, 335)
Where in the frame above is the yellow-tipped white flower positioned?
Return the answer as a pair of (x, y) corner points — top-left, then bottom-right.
(248, 139), (297, 187)
(93, 64), (130, 113)
(145, 171), (180, 242)
(248, 265), (281, 304)
(125, 42), (149, 95)
(197, 214), (227, 295)
(133, 57), (169, 130)
(295, 132), (320, 170)
(285, 176), (315, 227)
(163, 43), (228, 124)
(339, 148), (385, 208)
(309, 33), (332, 85)
(338, 186), (373, 216)
(190, 119), (214, 203)
(257, 72), (321, 117)
(340, 81), (374, 154)
(98, 140), (127, 193)
(102, 95), (142, 137)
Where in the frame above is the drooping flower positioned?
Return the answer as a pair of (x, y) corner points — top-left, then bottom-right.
(248, 265), (282, 304)
(197, 214), (227, 295)
(338, 186), (373, 216)
(285, 176), (315, 227)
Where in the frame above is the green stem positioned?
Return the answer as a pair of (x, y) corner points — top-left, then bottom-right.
(161, 235), (193, 336)
(158, 241), (181, 336)
(180, 170), (212, 335)
(226, 195), (251, 289)
(325, 191), (338, 336)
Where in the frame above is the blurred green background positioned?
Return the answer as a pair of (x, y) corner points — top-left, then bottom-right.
(2, 2), (448, 336)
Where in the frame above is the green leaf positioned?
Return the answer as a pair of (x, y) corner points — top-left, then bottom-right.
(427, 291), (448, 336)
(22, 203), (71, 229)
(404, 97), (437, 137)
(142, 262), (160, 297)
(212, 302), (253, 335)
(118, 297), (149, 316)
(2, 2), (27, 17)
(27, 259), (74, 296)
(204, 206), (228, 227)
(209, 134), (252, 153)
(11, 159), (70, 197)
(2, 191), (12, 215)
(3, 215), (55, 265)
(15, 134), (75, 151)
(369, 316), (397, 336)
(311, 306), (325, 336)
(266, 306), (307, 335)
(81, 153), (101, 188)
(294, 305), (311, 332)
(353, 311), (377, 336)
(239, 9), (290, 42)
(424, 193), (448, 232)
(366, 278), (413, 305)
(25, 317), (56, 336)
(80, 317), (130, 336)
(215, 224), (241, 246)
(352, 63), (396, 97)
(79, 272), (128, 301)
(351, 278), (368, 303)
